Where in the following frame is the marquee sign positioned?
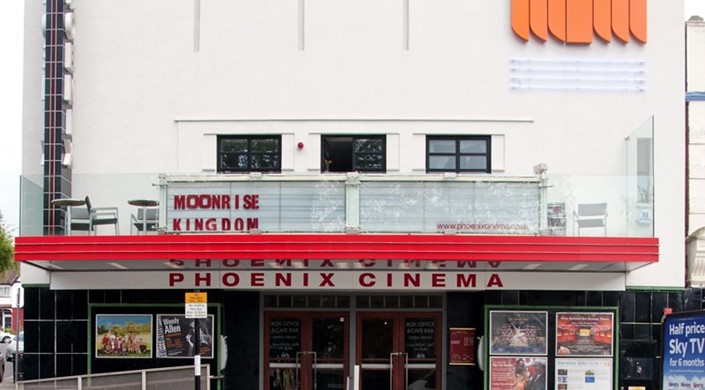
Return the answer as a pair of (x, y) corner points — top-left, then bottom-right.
(47, 269), (628, 291)
(165, 181), (540, 235)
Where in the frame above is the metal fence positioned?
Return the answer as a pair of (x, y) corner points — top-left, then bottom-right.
(16, 365), (211, 390)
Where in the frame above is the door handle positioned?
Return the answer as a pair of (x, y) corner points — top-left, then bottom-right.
(389, 352), (408, 389)
(296, 351), (317, 390)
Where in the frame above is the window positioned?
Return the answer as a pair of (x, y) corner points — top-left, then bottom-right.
(321, 135), (385, 173)
(217, 135), (281, 173)
(0, 286), (9, 297)
(426, 136), (491, 173)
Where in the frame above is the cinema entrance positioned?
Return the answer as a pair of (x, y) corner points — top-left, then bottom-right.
(357, 312), (441, 390)
(265, 311), (350, 390)
(263, 294), (444, 390)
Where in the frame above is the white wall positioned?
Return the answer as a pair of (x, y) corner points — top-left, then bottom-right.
(688, 21), (705, 236)
(23, 0), (686, 288)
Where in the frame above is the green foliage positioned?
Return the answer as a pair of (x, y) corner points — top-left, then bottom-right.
(0, 211), (17, 273)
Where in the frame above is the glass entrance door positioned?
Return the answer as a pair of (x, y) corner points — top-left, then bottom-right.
(265, 312), (349, 390)
(357, 313), (441, 390)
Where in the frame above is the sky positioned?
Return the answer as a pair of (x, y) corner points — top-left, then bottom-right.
(0, 0), (23, 235)
(1, 1), (705, 235)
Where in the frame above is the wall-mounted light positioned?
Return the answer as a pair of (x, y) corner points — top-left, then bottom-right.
(64, 108), (73, 138)
(61, 153), (73, 168)
(40, 140), (45, 166)
(64, 42), (74, 72)
(63, 74), (73, 103)
(61, 140), (73, 168)
(64, 12), (75, 40)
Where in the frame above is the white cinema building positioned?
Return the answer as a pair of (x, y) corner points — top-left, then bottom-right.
(15, 1), (698, 389)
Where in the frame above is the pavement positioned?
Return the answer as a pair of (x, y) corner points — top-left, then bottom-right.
(0, 343), (17, 389)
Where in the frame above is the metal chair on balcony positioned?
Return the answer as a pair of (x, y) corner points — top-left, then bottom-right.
(572, 203), (607, 236)
(131, 207), (159, 234)
(70, 196), (119, 235)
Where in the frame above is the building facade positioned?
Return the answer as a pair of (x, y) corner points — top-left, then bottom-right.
(0, 270), (22, 335)
(15, 1), (702, 389)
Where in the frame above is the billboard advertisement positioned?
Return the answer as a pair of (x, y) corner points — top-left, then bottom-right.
(662, 311), (705, 390)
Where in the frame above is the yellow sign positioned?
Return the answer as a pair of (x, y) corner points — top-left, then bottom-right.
(185, 292), (207, 304)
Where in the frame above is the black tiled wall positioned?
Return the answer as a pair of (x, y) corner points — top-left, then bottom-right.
(474, 289), (705, 390)
(20, 287), (260, 389)
(19, 287), (705, 390)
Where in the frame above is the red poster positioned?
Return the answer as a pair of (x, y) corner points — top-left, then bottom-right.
(490, 357), (548, 390)
(449, 327), (475, 365)
(555, 312), (613, 357)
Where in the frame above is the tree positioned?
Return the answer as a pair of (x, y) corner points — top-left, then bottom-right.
(0, 211), (16, 273)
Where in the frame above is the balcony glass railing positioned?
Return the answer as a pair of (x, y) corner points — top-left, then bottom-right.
(18, 171), (653, 238)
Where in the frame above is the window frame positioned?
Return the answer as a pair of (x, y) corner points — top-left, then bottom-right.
(426, 135), (491, 173)
(321, 135), (386, 173)
(217, 135), (282, 173)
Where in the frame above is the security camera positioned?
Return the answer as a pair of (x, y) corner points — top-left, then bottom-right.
(533, 163), (548, 175)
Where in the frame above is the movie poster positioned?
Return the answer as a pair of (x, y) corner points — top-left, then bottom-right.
(96, 314), (153, 358)
(489, 311), (548, 355)
(490, 356), (548, 390)
(555, 312), (613, 357)
(156, 314), (214, 358)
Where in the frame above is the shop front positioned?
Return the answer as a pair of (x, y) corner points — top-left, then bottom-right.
(13, 174), (662, 389)
(15, 233), (659, 389)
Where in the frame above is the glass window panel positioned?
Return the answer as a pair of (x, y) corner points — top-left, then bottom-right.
(427, 136), (490, 173)
(220, 139), (247, 153)
(356, 296), (370, 308)
(278, 295), (292, 307)
(459, 156), (487, 170)
(263, 295), (277, 308)
(220, 154), (248, 170)
(268, 318), (301, 358)
(252, 138), (280, 152)
(429, 156), (456, 170)
(414, 296), (429, 308)
(335, 295), (350, 308)
(408, 370), (436, 390)
(359, 182), (426, 232)
(218, 136), (281, 173)
(262, 181), (345, 232)
(293, 295), (307, 307)
(313, 318), (345, 358)
(308, 295), (321, 308)
(250, 154), (279, 170)
(385, 295), (399, 308)
(354, 138), (383, 153)
(361, 319), (394, 359)
(405, 318), (436, 358)
(459, 139), (487, 153)
(370, 295), (385, 308)
(355, 155), (383, 171)
(317, 370), (346, 390)
(321, 295), (336, 308)
(361, 371), (390, 390)
(428, 140), (456, 153)
(429, 295), (443, 308)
